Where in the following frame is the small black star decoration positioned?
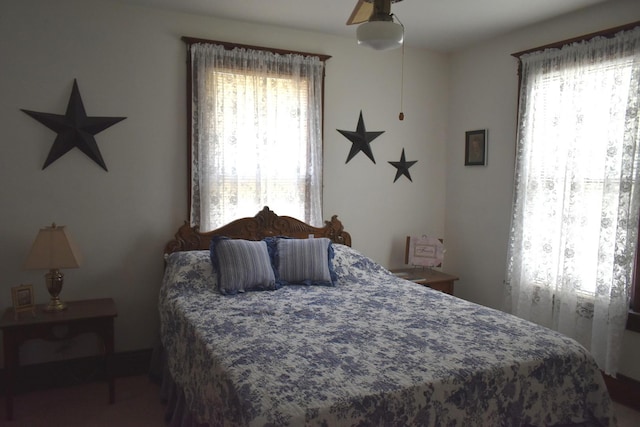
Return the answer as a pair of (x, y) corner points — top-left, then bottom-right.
(337, 110), (384, 164)
(21, 79), (126, 171)
(388, 148), (418, 182)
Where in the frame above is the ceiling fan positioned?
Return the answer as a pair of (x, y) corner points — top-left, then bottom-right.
(346, 0), (404, 51)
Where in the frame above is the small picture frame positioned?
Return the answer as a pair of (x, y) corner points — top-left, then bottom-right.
(465, 129), (487, 166)
(405, 235), (445, 268)
(11, 284), (36, 319)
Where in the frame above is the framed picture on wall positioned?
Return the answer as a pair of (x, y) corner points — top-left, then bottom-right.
(465, 129), (487, 166)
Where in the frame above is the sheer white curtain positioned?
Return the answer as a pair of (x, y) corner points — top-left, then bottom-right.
(189, 44), (324, 230)
(505, 27), (640, 376)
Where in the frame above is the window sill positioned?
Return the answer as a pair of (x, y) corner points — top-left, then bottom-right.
(626, 310), (640, 333)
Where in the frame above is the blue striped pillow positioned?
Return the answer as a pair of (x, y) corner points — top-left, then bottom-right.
(275, 237), (336, 286)
(210, 237), (277, 295)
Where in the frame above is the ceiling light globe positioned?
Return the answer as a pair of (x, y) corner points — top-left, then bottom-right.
(357, 21), (404, 51)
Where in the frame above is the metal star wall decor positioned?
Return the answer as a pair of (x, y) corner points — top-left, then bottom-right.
(337, 110), (384, 164)
(388, 148), (418, 182)
(21, 79), (126, 171)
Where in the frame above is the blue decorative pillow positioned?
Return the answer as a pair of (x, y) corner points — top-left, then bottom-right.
(274, 237), (337, 286)
(209, 237), (277, 295)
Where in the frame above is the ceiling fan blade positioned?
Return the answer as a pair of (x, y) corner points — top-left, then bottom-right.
(346, 0), (373, 25)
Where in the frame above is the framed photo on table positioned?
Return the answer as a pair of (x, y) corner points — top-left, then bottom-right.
(405, 236), (445, 268)
(11, 284), (35, 319)
(465, 129), (487, 166)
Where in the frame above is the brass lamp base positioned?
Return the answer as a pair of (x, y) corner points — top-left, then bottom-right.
(44, 269), (68, 312)
(44, 297), (68, 312)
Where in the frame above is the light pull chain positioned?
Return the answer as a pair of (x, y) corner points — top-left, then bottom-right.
(395, 14), (405, 121)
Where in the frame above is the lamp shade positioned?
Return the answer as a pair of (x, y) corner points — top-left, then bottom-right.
(357, 21), (404, 51)
(24, 224), (82, 270)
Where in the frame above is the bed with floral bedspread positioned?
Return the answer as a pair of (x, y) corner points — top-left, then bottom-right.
(159, 243), (614, 427)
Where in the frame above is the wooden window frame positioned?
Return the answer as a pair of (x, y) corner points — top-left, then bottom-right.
(181, 36), (331, 220)
(512, 21), (640, 333)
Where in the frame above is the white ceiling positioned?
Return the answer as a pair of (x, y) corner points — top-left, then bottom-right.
(114, 0), (608, 51)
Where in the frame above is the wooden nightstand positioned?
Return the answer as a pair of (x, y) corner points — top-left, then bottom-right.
(391, 268), (459, 295)
(0, 298), (117, 421)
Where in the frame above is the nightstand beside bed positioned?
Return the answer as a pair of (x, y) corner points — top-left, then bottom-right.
(0, 298), (117, 421)
(390, 268), (459, 295)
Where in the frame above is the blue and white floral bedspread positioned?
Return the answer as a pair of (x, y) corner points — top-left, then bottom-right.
(159, 245), (614, 427)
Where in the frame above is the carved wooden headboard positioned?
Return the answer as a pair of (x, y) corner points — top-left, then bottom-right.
(164, 206), (352, 255)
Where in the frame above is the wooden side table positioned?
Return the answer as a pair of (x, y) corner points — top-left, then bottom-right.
(0, 298), (117, 421)
(391, 268), (459, 295)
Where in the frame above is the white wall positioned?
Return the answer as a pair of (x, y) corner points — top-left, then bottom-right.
(445, 0), (640, 380)
(0, 0), (448, 364)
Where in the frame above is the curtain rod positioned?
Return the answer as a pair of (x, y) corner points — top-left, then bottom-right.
(182, 36), (331, 62)
(512, 20), (640, 58)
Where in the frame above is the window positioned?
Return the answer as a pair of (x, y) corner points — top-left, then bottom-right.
(506, 24), (640, 376)
(184, 39), (329, 230)
(512, 55), (637, 296)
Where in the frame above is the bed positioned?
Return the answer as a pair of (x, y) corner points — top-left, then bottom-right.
(158, 207), (615, 427)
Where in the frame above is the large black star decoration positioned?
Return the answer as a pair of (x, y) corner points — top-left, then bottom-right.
(21, 79), (126, 171)
(388, 148), (418, 183)
(337, 111), (384, 164)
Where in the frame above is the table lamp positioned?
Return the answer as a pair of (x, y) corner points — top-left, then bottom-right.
(24, 223), (82, 312)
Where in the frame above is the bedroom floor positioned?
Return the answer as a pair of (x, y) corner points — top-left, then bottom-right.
(0, 375), (637, 426)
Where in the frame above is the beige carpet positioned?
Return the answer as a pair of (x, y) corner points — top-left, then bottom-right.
(0, 375), (165, 427)
(1, 375), (639, 426)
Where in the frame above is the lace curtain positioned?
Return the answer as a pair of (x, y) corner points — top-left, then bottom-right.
(189, 44), (325, 230)
(505, 27), (640, 376)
